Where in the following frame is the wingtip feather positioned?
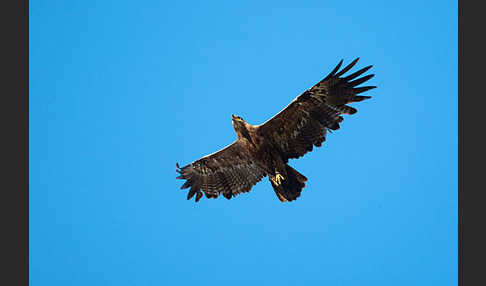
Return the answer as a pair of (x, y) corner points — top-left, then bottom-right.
(336, 58), (360, 77)
(180, 180), (191, 189)
(324, 59), (344, 80)
(195, 192), (203, 202)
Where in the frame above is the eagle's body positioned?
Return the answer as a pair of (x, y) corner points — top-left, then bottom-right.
(177, 58), (376, 202)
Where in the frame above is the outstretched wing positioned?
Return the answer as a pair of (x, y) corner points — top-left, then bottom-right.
(176, 141), (267, 202)
(258, 58), (375, 162)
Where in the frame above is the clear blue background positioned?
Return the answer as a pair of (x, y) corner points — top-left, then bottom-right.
(30, 1), (457, 285)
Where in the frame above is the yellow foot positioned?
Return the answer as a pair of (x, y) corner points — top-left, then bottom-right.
(271, 173), (285, 186)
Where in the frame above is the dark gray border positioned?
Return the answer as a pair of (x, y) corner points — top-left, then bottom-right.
(2, 0), (28, 284)
(459, 1), (486, 285)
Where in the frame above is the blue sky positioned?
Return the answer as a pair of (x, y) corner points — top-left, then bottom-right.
(30, 1), (457, 285)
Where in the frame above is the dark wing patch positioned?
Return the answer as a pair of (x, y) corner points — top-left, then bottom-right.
(258, 58), (375, 162)
(176, 141), (267, 202)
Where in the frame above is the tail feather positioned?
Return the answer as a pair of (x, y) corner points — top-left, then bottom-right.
(270, 165), (307, 202)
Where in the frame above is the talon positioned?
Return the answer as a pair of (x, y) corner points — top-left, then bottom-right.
(272, 173), (285, 186)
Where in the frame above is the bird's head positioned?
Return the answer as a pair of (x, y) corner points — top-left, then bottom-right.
(231, 114), (251, 141)
(232, 114), (246, 129)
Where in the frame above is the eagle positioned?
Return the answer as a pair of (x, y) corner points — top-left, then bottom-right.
(176, 58), (375, 203)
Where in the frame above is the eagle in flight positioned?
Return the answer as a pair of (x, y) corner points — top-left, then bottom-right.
(176, 58), (375, 203)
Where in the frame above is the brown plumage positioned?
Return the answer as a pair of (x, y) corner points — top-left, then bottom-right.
(176, 58), (376, 202)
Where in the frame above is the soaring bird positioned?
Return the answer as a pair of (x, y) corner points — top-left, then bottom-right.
(176, 58), (375, 202)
